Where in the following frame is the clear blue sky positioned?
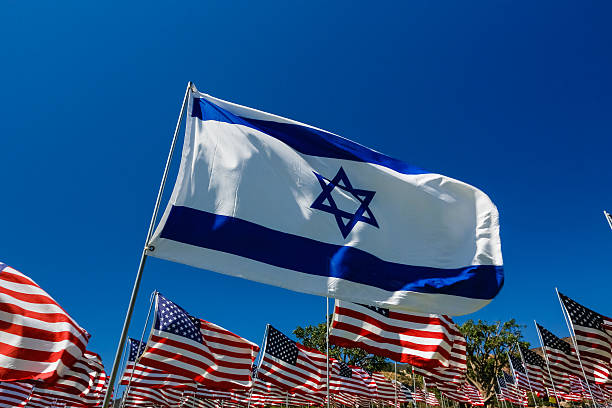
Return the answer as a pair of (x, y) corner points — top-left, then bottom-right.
(1, 1), (611, 372)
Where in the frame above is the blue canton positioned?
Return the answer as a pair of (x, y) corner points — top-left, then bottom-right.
(155, 294), (203, 343)
(128, 338), (147, 361)
(310, 167), (378, 239)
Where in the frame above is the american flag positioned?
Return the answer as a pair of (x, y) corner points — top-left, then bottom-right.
(257, 325), (327, 395)
(535, 323), (574, 392)
(570, 375), (610, 403)
(425, 389), (440, 406)
(498, 372), (527, 406)
(441, 388), (469, 404)
(33, 350), (106, 406)
(123, 386), (184, 407)
(0, 263), (90, 382)
(0, 382), (33, 407)
(412, 387), (426, 402)
(121, 338), (193, 390)
(397, 382), (414, 404)
(557, 391), (582, 402)
(329, 301), (459, 369)
(412, 329), (467, 393)
(139, 293), (259, 390)
(329, 360), (375, 398)
(507, 352), (531, 391)
(464, 383), (484, 406)
(558, 292), (611, 384)
(518, 346), (548, 394)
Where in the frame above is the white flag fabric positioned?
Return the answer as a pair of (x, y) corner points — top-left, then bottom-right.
(148, 85), (504, 315)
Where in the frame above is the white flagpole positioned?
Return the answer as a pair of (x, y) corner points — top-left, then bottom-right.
(534, 321), (561, 407)
(394, 362), (398, 408)
(604, 211), (612, 230)
(423, 376), (428, 408)
(411, 366), (418, 408)
(101, 81), (193, 408)
(555, 288), (598, 408)
(121, 290), (157, 408)
(326, 297), (331, 408)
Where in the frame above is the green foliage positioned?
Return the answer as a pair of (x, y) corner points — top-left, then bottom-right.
(459, 319), (529, 405)
(293, 317), (392, 372)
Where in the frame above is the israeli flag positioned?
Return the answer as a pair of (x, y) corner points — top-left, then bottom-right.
(148, 85), (503, 315)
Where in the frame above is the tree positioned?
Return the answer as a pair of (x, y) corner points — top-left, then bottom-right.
(293, 318), (392, 372)
(458, 319), (529, 406)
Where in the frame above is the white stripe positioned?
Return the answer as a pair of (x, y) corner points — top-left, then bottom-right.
(151, 238), (491, 316)
(0, 327), (84, 355)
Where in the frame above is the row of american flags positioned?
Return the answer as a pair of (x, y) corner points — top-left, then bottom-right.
(0, 261), (611, 408)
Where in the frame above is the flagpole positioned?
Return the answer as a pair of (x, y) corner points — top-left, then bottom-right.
(534, 321), (561, 408)
(515, 345), (538, 408)
(555, 289), (598, 408)
(101, 81), (192, 408)
(121, 290), (157, 408)
(326, 297), (330, 408)
(394, 362), (398, 408)
(411, 366), (417, 408)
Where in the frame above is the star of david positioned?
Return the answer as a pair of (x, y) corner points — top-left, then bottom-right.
(310, 167), (378, 239)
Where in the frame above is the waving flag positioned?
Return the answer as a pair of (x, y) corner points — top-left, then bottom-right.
(329, 360), (375, 398)
(123, 386), (184, 408)
(139, 294), (259, 390)
(464, 384), (484, 406)
(518, 346), (549, 394)
(120, 338), (192, 389)
(498, 373), (527, 406)
(558, 292), (611, 384)
(0, 382), (33, 407)
(371, 372), (396, 402)
(508, 352), (532, 392)
(33, 351), (106, 406)
(329, 301), (459, 368)
(257, 325), (327, 396)
(536, 323), (578, 392)
(147, 87), (504, 315)
(0, 263), (89, 382)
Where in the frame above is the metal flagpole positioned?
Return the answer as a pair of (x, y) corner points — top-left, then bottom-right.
(286, 391), (290, 408)
(395, 362), (398, 408)
(101, 81), (193, 408)
(604, 211), (612, 230)
(326, 297), (331, 408)
(422, 376), (428, 408)
(555, 289), (598, 408)
(249, 324), (271, 408)
(121, 290), (157, 408)
(411, 366), (418, 408)
(534, 321), (561, 407)
(515, 345), (538, 408)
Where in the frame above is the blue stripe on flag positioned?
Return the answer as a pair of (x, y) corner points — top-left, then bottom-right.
(159, 205), (504, 300)
(192, 98), (428, 176)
